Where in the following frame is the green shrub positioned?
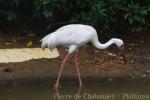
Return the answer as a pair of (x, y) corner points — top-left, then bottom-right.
(123, 1), (149, 32)
(0, 0), (149, 36)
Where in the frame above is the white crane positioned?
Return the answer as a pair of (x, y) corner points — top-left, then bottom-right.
(40, 24), (125, 90)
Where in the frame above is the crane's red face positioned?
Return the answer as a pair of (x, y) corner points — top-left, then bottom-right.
(118, 44), (126, 64)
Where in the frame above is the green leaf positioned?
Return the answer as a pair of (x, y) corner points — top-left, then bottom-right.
(129, 18), (133, 25)
(124, 13), (129, 20)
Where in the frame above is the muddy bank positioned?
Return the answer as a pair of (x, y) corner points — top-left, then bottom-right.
(0, 44), (150, 85)
(0, 33), (150, 85)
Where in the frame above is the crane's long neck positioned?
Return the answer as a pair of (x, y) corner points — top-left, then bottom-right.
(92, 39), (114, 49)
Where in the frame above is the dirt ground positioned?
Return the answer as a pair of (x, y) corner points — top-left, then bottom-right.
(0, 32), (150, 84)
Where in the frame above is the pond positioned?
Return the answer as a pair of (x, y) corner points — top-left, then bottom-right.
(0, 79), (150, 100)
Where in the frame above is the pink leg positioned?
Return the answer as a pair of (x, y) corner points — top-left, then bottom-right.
(74, 51), (83, 87)
(55, 54), (69, 90)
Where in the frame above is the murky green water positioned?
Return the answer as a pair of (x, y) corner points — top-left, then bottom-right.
(0, 79), (150, 100)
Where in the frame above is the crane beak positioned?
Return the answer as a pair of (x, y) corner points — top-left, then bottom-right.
(119, 44), (126, 64)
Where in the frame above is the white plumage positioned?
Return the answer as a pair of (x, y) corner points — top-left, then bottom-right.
(40, 24), (123, 53)
(40, 24), (125, 90)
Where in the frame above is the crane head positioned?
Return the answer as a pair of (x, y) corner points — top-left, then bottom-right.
(118, 44), (126, 64)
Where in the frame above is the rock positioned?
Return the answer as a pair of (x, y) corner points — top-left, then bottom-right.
(128, 48), (132, 50)
(140, 40), (144, 43)
(0, 48), (59, 63)
(95, 57), (104, 62)
(145, 70), (150, 75)
(108, 78), (113, 82)
(146, 70), (150, 73)
(107, 52), (116, 57)
(141, 74), (147, 78)
(3, 43), (12, 45)
(94, 50), (98, 53)
(129, 44), (135, 46)
(130, 60), (134, 64)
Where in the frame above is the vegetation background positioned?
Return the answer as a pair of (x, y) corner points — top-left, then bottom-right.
(0, 0), (150, 38)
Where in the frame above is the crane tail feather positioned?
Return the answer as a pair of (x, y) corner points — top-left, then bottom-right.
(40, 32), (58, 50)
